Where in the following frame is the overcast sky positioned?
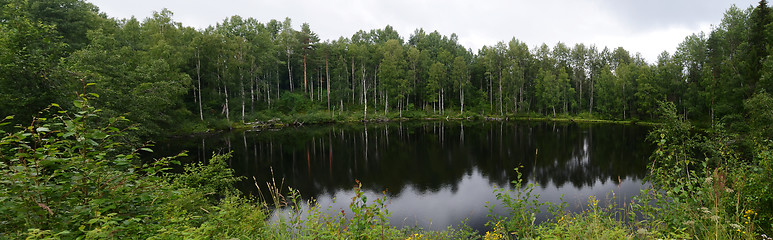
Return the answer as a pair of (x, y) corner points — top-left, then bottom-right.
(89, 0), (759, 63)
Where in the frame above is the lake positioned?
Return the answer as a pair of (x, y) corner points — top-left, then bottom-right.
(151, 121), (652, 231)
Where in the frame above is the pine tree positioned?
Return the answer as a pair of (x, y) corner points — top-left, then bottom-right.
(747, 0), (771, 95)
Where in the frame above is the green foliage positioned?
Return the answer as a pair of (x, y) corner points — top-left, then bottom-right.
(634, 100), (773, 238)
(153, 194), (268, 240)
(26, 0), (106, 51)
(0, 0), (68, 124)
(348, 180), (391, 234)
(380, 39), (410, 112)
(0, 96), (159, 238)
(61, 11), (194, 137)
(5, 0), (773, 136)
(594, 65), (626, 119)
(205, 117), (233, 130)
(293, 111), (335, 124)
(427, 61), (445, 106)
(0, 98), (268, 239)
(647, 102), (693, 181)
(276, 91), (314, 114)
(486, 167), (566, 238)
(264, 180), (423, 240)
(745, 0), (772, 94)
(536, 68), (560, 116)
(746, 140), (773, 231)
(535, 196), (635, 239)
(744, 90), (773, 139)
(170, 152), (243, 202)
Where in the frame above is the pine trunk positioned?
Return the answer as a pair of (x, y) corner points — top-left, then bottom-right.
(303, 54), (307, 93)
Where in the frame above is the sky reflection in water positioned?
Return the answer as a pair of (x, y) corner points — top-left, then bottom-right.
(152, 121), (652, 232)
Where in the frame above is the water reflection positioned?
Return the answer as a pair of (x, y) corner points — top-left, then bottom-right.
(151, 121), (652, 231)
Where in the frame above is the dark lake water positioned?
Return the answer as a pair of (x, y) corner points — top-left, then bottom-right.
(151, 121), (652, 231)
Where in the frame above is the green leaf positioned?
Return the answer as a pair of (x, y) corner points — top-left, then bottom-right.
(140, 148), (153, 153)
(91, 131), (108, 139)
(3, 116), (12, 120)
(62, 132), (74, 138)
(73, 100), (84, 108)
(51, 103), (60, 107)
(88, 93), (100, 98)
(36, 127), (50, 132)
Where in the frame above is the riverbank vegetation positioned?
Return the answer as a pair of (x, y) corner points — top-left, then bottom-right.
(3, 0), (773, 238)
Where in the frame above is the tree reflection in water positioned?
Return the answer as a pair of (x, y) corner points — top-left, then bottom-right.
(151, 121), (652, 231)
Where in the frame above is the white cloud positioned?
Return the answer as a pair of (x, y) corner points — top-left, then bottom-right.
(89, 0), (759, 62)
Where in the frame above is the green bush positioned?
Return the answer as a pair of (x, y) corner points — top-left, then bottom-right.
(171, 152), (242, 201)
(487, 167), (555, 238)
(276, 92), (314, 114)
(0, 97), (267, 239)
(0, 97), (166, 238)
(632, 101), (773, 238)
(206, 117), (232, 130)
(575, 111), (598, 120)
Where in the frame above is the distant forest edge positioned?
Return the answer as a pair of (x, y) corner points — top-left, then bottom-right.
(3, 0), (773, 137)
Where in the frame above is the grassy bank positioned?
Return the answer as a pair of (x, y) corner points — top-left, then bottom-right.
(207, 108), (660, 133)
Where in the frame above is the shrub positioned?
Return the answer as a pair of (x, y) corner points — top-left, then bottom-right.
(276, 91), (314, 114)
(486, 167), (565, 238)
(171, 152), (242, 202)
(634, 101), (773, 238)
(0, 97), (174, 238)
(0, 97), (267, 239)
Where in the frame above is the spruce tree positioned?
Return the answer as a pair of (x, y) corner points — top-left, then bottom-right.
(747, 0), (771, 95)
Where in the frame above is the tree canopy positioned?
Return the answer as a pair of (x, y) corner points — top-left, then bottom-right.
(1, 0), (773, 139)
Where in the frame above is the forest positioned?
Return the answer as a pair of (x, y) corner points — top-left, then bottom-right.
(1, 0), (772, 137)
(2, 0), (773, 239)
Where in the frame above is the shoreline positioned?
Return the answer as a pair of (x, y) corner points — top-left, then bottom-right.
(166, 113), (660, 139)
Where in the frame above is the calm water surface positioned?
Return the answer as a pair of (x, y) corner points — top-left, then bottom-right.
(151, 121), (652, 231)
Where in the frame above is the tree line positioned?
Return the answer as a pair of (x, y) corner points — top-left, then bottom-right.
(2, 0), (773, 137)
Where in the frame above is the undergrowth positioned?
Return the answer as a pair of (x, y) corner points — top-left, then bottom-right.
(2, 98), (772, 239)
